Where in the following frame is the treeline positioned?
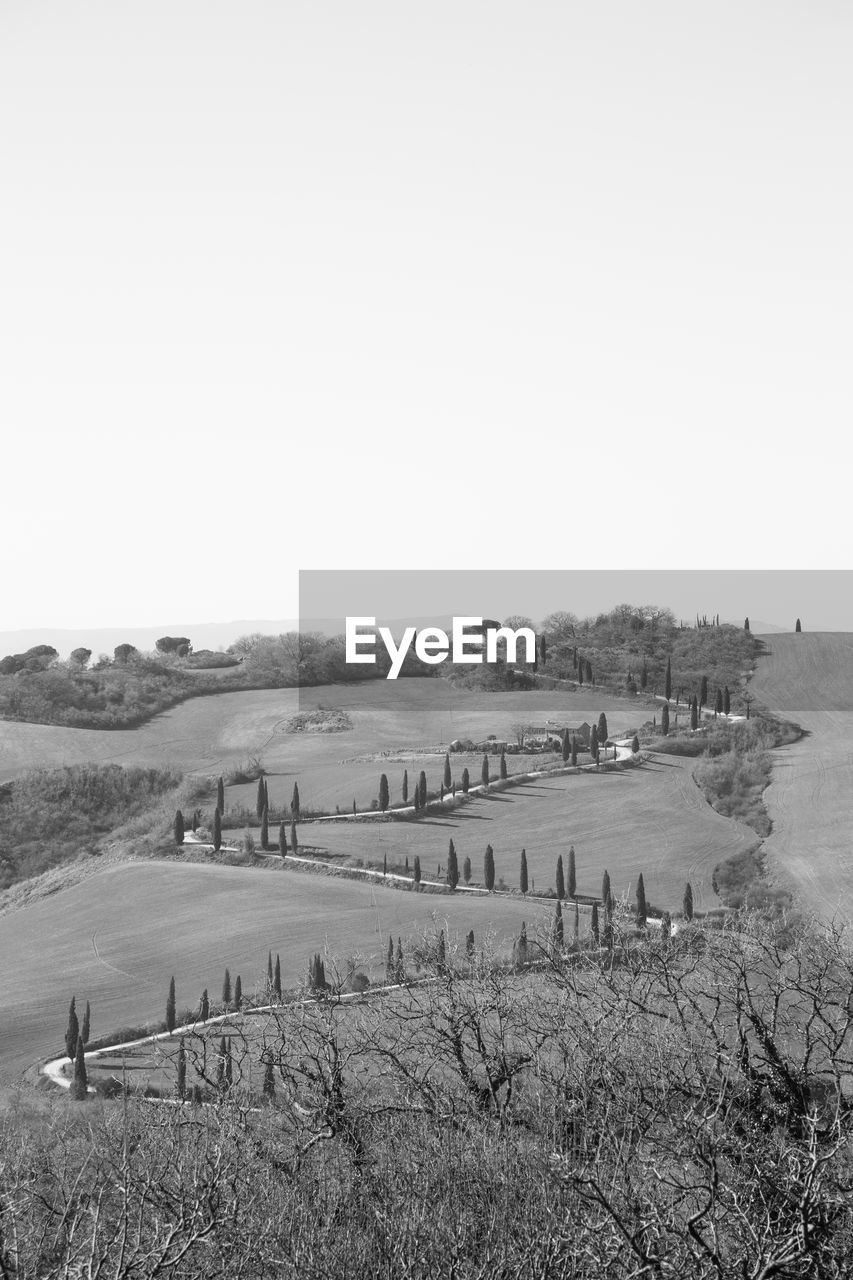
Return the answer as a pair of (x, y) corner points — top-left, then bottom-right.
(0, 764), (182, 888)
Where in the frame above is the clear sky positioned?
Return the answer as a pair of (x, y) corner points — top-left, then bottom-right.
(1, 3), (850, 630)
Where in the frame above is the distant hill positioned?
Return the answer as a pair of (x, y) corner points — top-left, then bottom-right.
(0, 620), (298, 661)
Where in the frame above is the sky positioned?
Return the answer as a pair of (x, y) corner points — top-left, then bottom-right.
(1, 3), (850, 631)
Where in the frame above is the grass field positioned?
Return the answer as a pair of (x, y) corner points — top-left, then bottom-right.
(749, 632), (853, 920)
(0, 860), (548, 1084)
(299, 755), (755, 914)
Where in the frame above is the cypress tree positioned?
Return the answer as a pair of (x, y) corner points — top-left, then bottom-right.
(413, 856), (421, 887)
(795, 617), (802, 632)
(402, 769), (408, 804)
(715, 688), (723, 715)
(65, 997), (79, 1060)
(263, 1058), (275, 1098)
(520, 848), (528, 894)
(724, 686), (731, 715)
(444, 753), (452, 788)
(256, 777), (266, 821)
(222, 968), (231, 1008)
(683, 882), (694, 921)
(461, 768), (470, 794)
(191, 809), (199, 833)
(234, 975), (242, 1009)
(554, 899), (564, 948)
(217, 776), (225, 815)
(166, 976), (176, 1032)
(225, 1038), (234, 1088)
(267, 952), (273, 989)
(603, 905), (613, 950)
(418, 771), (427, 808)
(500, 747), (507, 780)
(597, 712), (608, 744)
(602, 869), (611, 905)
(291, 782), (300, 817)
(636, 873), (647, 928)
(556, 854), (565, 900)
(290, 821), (298, 855)
(260, 806), (269, 851)
(274, 955), (282, 999)
(200, 989), (209, 1021)
(177, 1039), (186, 1098)
(481, 754), (490, 788)
(217, 1037), (227, 1091)
(631, 734), (640, 754)
(446, 839), (459, 889)
(81, 1001), (90, 1045)
(699, 675), (708, 708)
(568, 845), (577, 899)
(174, 809), (185, 846)
(690, 697), (699, 730)
(466, 929), (475, 961)
(571, 736), (578, 766)
(72, 1037), (88, 1101)
(484, 844), (495, 891)
(587, 660), (594, 685)
(413, 787), (421, 813)
(591, 901), (600, 946)
(386, 935), (394, 979)
(561, 732), (570, 763)
(516, 921), (528, 968)
(463, 855), (471, 884)
(661, 703), (670, 736)
(279, 821), (287, 856)
(577, 658), (584, 686)
(660, 911), (672, 942)
(744, 617), (750, 632)
(383, 852), (387, 877)
(665, 657), (672, 701)
(573, 900), (579, 943)
(395, 938), (404, 984)
(590, 726), (599, 765)
(264, 778), (270, 813)
(214, 808), (222, 852)
(379, 773), (389, 812)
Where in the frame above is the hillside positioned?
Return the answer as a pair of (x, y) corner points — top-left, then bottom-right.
(749, 631), (853, 920)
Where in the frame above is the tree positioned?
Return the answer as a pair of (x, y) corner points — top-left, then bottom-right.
(631, 734), (640, 754)
(383, 852), (387, 877)
(484, 844), (495, 892)
(665, 656), (672, 701)
(256, 777), (266, 821)
(561, 732), (570, 763)
(290, 821), (298, 856)
(413, 855), (421, 887)
(386, 936), (395, 980)
(568, 845), (577, 899)
(690, 697), (699, 731)
(514, 922), (528, 970)
(481, 754), (490, 789)
(661, 703), (670, 736)
(260, 806), (269, 851)
(602, 869), (611, 906)
(744, 617), (750, 632)
(571, 737), (578, 767)
(463, 855), (471, 885)
(715, 688), (723, 715)
(176, 1039), (186, 1098)
(395, 938), (404, 984)
(591, 901), (600, 946)
(418, 771), (427, 808)
(413, 787), (421, 813)
(443, 753), (452, 789)
(65, 997), (79, 1060)
(379, 773), (389, 812)
(590, 726), (599, 765)
(274, 955), (282, 1000)
(402, 769), (408, 804)
(166, 976), (176, 1032)
(211, 808), (221, 853)
(554, 899), (564, 949)
(199, 989), (209, 1021)
(291, 782), (300, 817)
(500, 748), (508, 780)
(699, 675), (708, 709)
(573, 899), (580, 944)
(466, 929), (475, 961)
(796, 617), (802, 632)
(461, 768), (470, 794)
(81, 1001), (90, 1045)
(279, 821), (287, 856)
(222, 968), (231, 1008)
(724, 686), (731, 715)
(113, 643), (138, 665)
(217, 776), (225, 814)
(72, 1037), (88, 1101)
(174, 809), (185, 846)
(267, 952), (273, 988)
(69, 646), (92, 667)
(597, 712), (608, 744)
(234, 975), (242, 1009)
(556, 854), (565, 900)
(636, 873), (648, 928)
(683, 882), (694, 921)
(446, 839), (459, 890)
(660, 911), (672, 942)
(520, 848), (528, 895)
(156, 636), (191, 655)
